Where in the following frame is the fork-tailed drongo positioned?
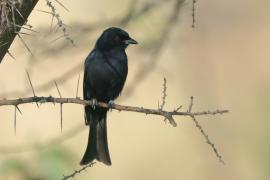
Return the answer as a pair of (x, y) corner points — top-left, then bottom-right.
(80, 27), (137, 165)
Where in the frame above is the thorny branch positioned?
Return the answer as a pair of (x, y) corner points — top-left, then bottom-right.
(0, 96), (228, 126)
(62, 162), (96, 180)
(0, 0), (74, 63)
(0, 0), (39, 62)
(0, 95), (228, 163)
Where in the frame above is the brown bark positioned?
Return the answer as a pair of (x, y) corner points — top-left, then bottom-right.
(0, 0), (38, 63)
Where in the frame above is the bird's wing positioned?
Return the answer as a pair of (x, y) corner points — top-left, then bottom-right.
(83, 50), (96, 100)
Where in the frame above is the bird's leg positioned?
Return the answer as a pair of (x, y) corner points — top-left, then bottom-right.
(84, 113), (89, 125)
(108, 100), (115, 111)
(91, 98), (98, 110)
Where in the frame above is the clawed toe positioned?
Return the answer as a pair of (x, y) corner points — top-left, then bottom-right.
(108, 100), (115, 110)
(91, 99), (98, 110)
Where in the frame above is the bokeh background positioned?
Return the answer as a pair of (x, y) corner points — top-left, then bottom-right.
(0, 0), (269, 179)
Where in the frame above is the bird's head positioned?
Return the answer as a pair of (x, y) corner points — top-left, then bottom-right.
(96, 27), (138, 51)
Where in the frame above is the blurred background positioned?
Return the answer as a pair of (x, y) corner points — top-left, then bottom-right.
(0, 0), (269, 179)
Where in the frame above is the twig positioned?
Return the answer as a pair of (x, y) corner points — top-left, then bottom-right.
(159, 77), (167, 110)
(186, 96), (225, 164)
(190, 115), (225, 164)
(192, 0), (196, 28)
(62, 162), (96, 180)
(45, 0), (75, 46)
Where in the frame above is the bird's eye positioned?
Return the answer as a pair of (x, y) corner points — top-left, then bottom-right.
(114, 35), (120, 42)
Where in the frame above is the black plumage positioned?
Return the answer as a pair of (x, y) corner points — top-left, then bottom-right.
(80, 27), (137, 165)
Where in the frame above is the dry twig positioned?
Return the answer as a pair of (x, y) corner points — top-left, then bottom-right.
(192, 0), (196, 28)
(44, 0), (74, 45)
(159, 77), (167, 110)
(186, 96), (225, 164)
(62, 162), (96, 180)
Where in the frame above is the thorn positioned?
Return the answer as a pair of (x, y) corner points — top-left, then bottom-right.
(14, 24), (39, 33)
(192, 0), (196, 28)
(36, 9), (54, 15)
(75, 73), (80, 98)
(54, 0), (70, 12)
(14, 106), (17, 135)
(174, 105), (182, 112)
(60, 103), (63, 132)
(54, 80), (62, 98)
(26, 70), (39, 108)
(15, 105), (22, 115)
(18, 34), (33, 56)
(7, 50), (16, 60)
(188, 96), (194, 112)
(50, 34), (65, 43)
(18, 32), (36, 36)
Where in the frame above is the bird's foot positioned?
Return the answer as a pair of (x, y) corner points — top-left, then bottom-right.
(91, 99), (98, 110)
(108, 100), (115, 111)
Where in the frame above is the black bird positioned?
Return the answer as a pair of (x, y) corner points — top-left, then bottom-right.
(80, 27), (137, 165)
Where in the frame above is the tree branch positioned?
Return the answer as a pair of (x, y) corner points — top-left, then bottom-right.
(0, 95), (228, 164)
(0, 96), (228, 127)
(0, 0), (39, 63)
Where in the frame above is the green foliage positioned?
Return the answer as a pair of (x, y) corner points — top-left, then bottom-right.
(0, 146), (76, 180)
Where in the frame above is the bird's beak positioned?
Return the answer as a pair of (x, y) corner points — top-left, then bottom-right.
(125, 37), (138, 45)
